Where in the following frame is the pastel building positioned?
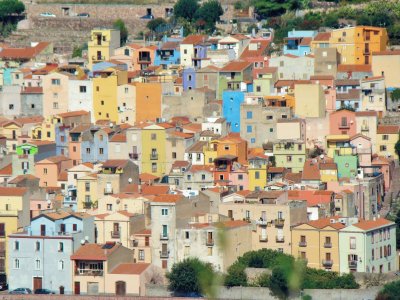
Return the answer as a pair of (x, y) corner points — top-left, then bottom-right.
(283, 30), (316, 57)
(88, 29), (120, 70)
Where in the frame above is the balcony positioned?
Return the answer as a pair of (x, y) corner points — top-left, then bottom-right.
(338, 123), (350, 129)
(298, 241), (307, 247)
(138, 57), (151, 64)
(0, 250), (5, 257)
(150, 153), (158, 160)
(348, 260), (357, 268)
(274, 218), (285, 228)
(256, 219), (268, 225)
(160, 234), (169, 240)
(160, 250), (169, 258)
(83, 202), (92, 209)
(76, 269), (104, 276)
(111, 231), (120, 238)
(129, 153), (139, 160)
(259, 235), (268, 242)
(276, 236), (285, 243)
(322, 259), (333, 267)
(324, 242), (332, 248)
(92, 55), (106, 61)
(206, 239), (214, 246)
(361, 125), (369, 132)
(104, 188), (113, 195)
(131, 240), (138, 247)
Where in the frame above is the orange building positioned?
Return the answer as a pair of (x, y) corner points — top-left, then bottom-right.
(216, 133), (248, 165)
(135, 82), (162, 123)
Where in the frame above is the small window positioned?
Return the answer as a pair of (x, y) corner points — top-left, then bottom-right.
(350, 237), (356, 249)
(35, 259), (41, 270)
(51, 79), (60, 85)
(79, 86), (86, 93)
(246, 111), (253, 119)
(8, 104), (14, 110)
(35, 241), (40, 251)
(107, 204), (113, 211)
(151, 133), (157, 140)
(161, 208), (168, 216)
(43, 168), (48, 174)
(58, 260), (64, 270)
(14, 259), (19, 269)
(58, 242), (64, 252)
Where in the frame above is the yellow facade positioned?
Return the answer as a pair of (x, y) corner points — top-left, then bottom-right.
(141, 124), (167, 177)
(291, 223), (341, 272)
(320, 169), (338, 182)
(204, 141), (218, 166)
(77, 174), (98, 210)
(248, 156), (268, 191)
(376, 132), (398, 158)
(329, 26), (388, 65)
(93, 68), (128, 123)
(88, 29), (120, 70)
(31, 116), (58, 141)
(326, 135), (351, 158)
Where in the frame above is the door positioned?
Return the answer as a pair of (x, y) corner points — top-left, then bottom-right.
(87, 282), (99, 295)
(40, 224), (46, 236)
(33, 277), (42, 292)
(74, 282), (80, 295)
(115, 281), (126, 295)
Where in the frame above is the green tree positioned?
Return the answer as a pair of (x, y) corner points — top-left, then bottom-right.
(234, 1), (243, 10)
(113, 19), (128, 46)
(173, 0), (199, 21)
(254, 0), (300, 19)
(195, 0), (223, 31)
(166, 258), (216, 296)
(0, 0), (24, 20)
(72, 45), (82, 58)
(395, 134), (400, 161)
(394, 209), (400, 249)
(224, 262), (247, 287)
(146, 17), (167, 32)
(376, 280), (400, 300)
(391, 88), (400, 102)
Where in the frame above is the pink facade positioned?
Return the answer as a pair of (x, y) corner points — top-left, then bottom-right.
(329, 109), (356, 136)
(229, 168), (249, 191)
(35, 157), (73, 187)
(132, 45), (157, 71)
(372, 157), (395, 191)
(350, 134), (372, 167)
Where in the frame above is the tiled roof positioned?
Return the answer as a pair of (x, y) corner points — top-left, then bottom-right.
(240, 40), (270, 59)
(69, 124), (91, 133)
(0, 42), (50, 60)
(0, 164), (12, 176)
(284, 172), (302, 183)
(377, 125), (399, 134)
(305, 217), (345, 230)
(181, 34), (207, 45)
(372, 50), (400, 56)
(161, 41), (179, 50)
(186, 141), (207, 153)
(110, 133), (126, 142)
(20, 87), (43, 94)
(288, 190), (333, 207)
(71, 242), (119, 261)
(361, 76), (384, 82)
(268, 167), (286, 173)
(141, 185), (169, 195)
(139, 173), (160, 182)
(110, 263), (150, 275)
(9, 174), (39, 184)
(57, 110), (89, 118)
(13, 115), (44, 125)
(58, 170), (68, 181)
(336, 89), (360, 100)
(220, 61), (252, 72)
(352, 218), (393, 231)
(313, 32), (331, 41)
(102, 159), (129, 168)
(135, 229), (151, 235)
(335, 79), (360, 86)
(302, 160), (321, 181)
(152, 194), (183, 203)
(38, 155), (70, 164)
(299, 37), (312, 46)
(168, 131), (194, 139)
(337, 64), (371, 72)
(188, 165), (214, 173)
(0, 187), (27, 196)
(171, 161), (190, 169)
(355, 111), (377, 117)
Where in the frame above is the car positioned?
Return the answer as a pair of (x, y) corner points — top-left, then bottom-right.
(9, 288), (32, 294)
(77, 13), (90, 17)
(34, 288), (55, 294)
(141, 14), (154, 19)
(40, 12), (56, 17)
(0, 283), (8, 291)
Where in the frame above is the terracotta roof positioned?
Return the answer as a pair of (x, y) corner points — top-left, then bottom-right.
(377, 125), (399, 134)
(355, 111), (377, 117)
(337, 64), (371, 72)
(352, 218), (393, 231)
(58, 110), (89, 118)
(219, 220), (250, 228)
(268, 167), (285, 173)
(288, 190), (333, 207)
(313, 32), (331, 41)
(274, 80), (311, 88)
(135, 229), (151, 235)
(95, 213), (110, 220)
(299, 37), (312, 46)
(8, 174), (39, 184)
(284, 172), (302, 183)
(188, 165), (214, 173)
(182, 123), (202, 133)
(152, 194), (183, 203)
(336, 89), (360, 100)
(305, 217), (345, 230)
(37, 155), (70, 164)
(110, 263), (150, 275)
(168, 131), (194, 139)
(186, 141), (207, 153)
(319, 163), (337, 170)
(220, 61), (252, 72)
(69, 124), (91, 133)
(13, 115), (44, 125)
(141, 185), (169, 195)
(240, 40), (270, 59)
(310, 75), (334, 80)
(0, 42), (50, 60)
(171, 161), (190, 169)
(372, 50), (400, 56)
(117, 210), (136, 218)
(302, 160), (321, 181)
(0, 187), (27, 196)
(0, 164), (12, 176)
(181, 34), (207, 45)
(110, 133), (126, 143)
(21, 87), (43, 94)
(71, 242), (119, 260)
(102, 159), (129, 168)
(361, 76), (384, 82)
(58, 170), (68, 181)
(139, 173), (160, 182)
(335, 79), (360, 86)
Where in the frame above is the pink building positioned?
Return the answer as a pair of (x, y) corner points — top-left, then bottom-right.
(329, 109), (356, 136)
(350, 134), (372, 168)
(229, 166), (249, 191)
(372, 156), (395, 191)
(34, 155), (73, 187)
(131, 45), (157, 71)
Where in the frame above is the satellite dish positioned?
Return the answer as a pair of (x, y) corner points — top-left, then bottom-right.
(85, 236), (89, 241)
(47, 199), (51, 205)
(128, 178), (132, 184)
(80, 239), (85, 245)
(109, 122), (113, 128)
(320, 154), (324, 159)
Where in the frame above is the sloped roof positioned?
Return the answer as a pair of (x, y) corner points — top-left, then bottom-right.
(110, 263), (150, 275)
(71, 242), (119, 261)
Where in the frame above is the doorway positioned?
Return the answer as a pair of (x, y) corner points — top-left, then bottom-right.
(115, 281), (126, 295)
(33, 277), (42, 292)
(74, 281), (80, 295)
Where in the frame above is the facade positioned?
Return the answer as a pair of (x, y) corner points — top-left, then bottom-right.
(88, 29), (120, 69)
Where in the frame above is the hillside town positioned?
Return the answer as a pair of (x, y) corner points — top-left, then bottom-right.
(0, 1), (399, 297)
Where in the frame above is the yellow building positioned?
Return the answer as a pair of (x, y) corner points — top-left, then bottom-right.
(0, 121), (22, 152)
(93, 68), (128, 123)
(329, 26), (388, 65)
(141, 123), (169, 177)
(294, 83), (325, 118)
(31, 116), (57, 141)
(248, 154), (268, 191)
(204, 141), (218, 166)
(376, 125), (399, 158)
(325, 135), (352, 158)
(88, 29), (120, 70)
(0, 187), (30, 278)
(76, 173), (98, 210)
(291, 218), (345, 272)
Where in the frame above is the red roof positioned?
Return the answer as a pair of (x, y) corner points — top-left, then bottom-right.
(337, 64), (371, 72)
(377, 125), (399, 134)
(71, 243), (119, 261)
(139, 173), (160, 182)
(313, 32), (331, 41)
(373, 50), (400, 56)
(152, 194), (183, 203)
(141, 185), (169, 195)
(288, 190), (333, 207)
(21, 87), (43, 94)
(220, 61), (252, 72)
(0, 164), (12, 176)
(0, 187), (26, 196)
(353, 218), (393, 231)
(110, 263), (150, 275)
(0, 42), (50, 60)
(181, 34), (207, 45)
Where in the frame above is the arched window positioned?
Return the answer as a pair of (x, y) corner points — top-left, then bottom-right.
(14, 259), (19, 269)
(35, 258), (41, 270)
(58, 260), (64, 270)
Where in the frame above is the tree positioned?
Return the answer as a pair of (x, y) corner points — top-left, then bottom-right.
(113, 19), (128, 46)
(0, 0), (25, 20)
(166, 258), (216, 296)
(195, 0), (223, 31)
(173, 0), (199, 21)
(72, 45), (82, 58)
(391, 88), (400, 102)
(146, 17), (166, 32)
(254, 0), (300, 19)
(376, 280), (400, 300)
(395, 134), (400, 160)
(224, 262), (247, 287)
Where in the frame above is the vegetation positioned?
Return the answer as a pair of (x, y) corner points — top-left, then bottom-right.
(146, 17), (167, 32)
(391, 89), (400, 102)
(0, 0), (24, 37)
(395, 134), (400, 161)
(166, 258), (218, 297)
(376, 280), (400, 300)
(113, 19), (128, 46)
(224, 249), (359, 299)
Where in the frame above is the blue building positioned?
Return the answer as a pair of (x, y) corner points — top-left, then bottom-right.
(8, 211), (95, 294)
(55, 124), (70, 156)
(283, 30), (317, 57)
(182, 68), (196, 91)
(222, 90), (245, 132)
(154, 41), (180, 66)
(192, 44), (208, 69)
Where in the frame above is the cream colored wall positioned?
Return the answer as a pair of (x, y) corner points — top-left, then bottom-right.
(95, 216), (131, 248)
(295, 84), (325, 118)
(372, 55), (400, 87)
(105, 274), (141, 295)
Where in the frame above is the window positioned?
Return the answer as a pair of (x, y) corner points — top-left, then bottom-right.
(101, 100), (104, 105)
(31, 104), (35, 109)
(151, 133), (157, 140)
(96, 86), (99, 92)
(73, 224), (77, 231)
(350, 237), (356, 249)
(172, 152), (176, 159)
(256, 86), (261, 92)
(79, 86), (86, 93)
(99, 148), (104, 154)
(59, 242), (64, 252)
(85, 182), (90, 192)
(35, 241), (40, 251)
(201, 174), (206, 180)
(86, 148), (91, 154)
(255, 171), (260, 179)
(51, 79), (60, 85)
(85, 195), (91, 205)
(238, 174), (243, 180)
(246, 125), (252, 133)
(185, 231), (190, 239)
(14, 259), (19, 269)
(107, 204), (113, 211)
(8, 104), (14, 110)
(380, 145), (387, 151)
(152, 163), (157, 173)
(286, 156), (292, 162)
(58, 260), (64, 270)
(139, 250), (145, 261)
(161, 208), (168, 216)
(298, 144), (302, 151)
(14, 241), (19, 251)
(246, 111), (253, 119)
(35, 259), (41, 270)
(382, 135), (389, 141)
(372, 249), (375, 260)
(53, 102), (59, 109)
(43, 168), (48, 174)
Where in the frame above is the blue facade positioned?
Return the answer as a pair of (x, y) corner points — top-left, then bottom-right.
(154, 46), (180, 66)
(55, 125), (69, 156)
(283, 30), (316, 57)
(183, 68), (196, 91)
(192, 44), (207, 69)
(3, 68), (15, 86)
(80, 129), (109, 163)
(222, 90), (245, 132)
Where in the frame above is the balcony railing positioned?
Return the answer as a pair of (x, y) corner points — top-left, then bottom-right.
(83, 202), (92, 209)
(138, 57), (151, 63)
(361, 125), (369, 131)
(259, 235), (268, 242)
(322, 259), (333, 267)
(298, 241), (307, 247)
(76, 269), (104, 276)
(274, 218), (285, 228)
(256, 219), (267, 225)
(0, 232), (5, 238)
(348, 260), (357, 268)
(206, 239), (214, 246)
(104, 188), (113, 195)
(111, 231), (120, 238)
(160, 234), (168, 240)
(338, 123), (350, 129)
(150, 153), (158, 160)
(160, 250), (169, 258)
(276, 236), (285, 243)
(92, 55), (106, 61)
(129, 153), (139, 160)
(324, 242), (332, 248)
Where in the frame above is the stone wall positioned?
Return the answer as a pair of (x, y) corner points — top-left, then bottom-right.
(303, 286), (381, 300)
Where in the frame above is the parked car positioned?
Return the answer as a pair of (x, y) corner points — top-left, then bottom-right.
(0, 282), (8, 291)
(141, 14), (154, 19)
(40, 12), (56, 17)
(77, 13), (90, 17)
(34, 289), (55, 294)
(9, 288), (32, 294)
